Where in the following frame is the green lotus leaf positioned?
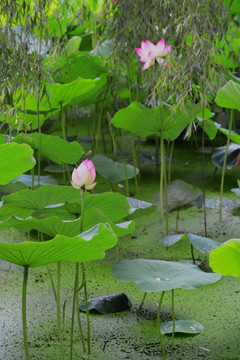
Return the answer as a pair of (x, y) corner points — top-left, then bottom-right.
(215, 80), (240, 110)
(2, 110), (48, 130)
(65, 192), (131, 222)
(0, 185), (79, 221)
(54, 53), (107, 83)
(0, 134), (7, 143)
(160, 233), (220, 253)
(92, 154), (139, 183)
(188, 233), (220, 253)
(13, 132), (83, 165)
(112, 259), (222, 292)
(214, 123), (240, 145)
(64, 36), (82, 55)
(209, 239), (240, 277)
(159, 234), (189, 247)
(0, 210), (134, 239)
(112, 101), (201, 140)
(14, 77), (99, 111)
(0, 223), (117, 267)
(126, 197), (157, 219)
(74, 74), (108, 107)
(0, 143), (36, 185)
(195, 109), (217, 140)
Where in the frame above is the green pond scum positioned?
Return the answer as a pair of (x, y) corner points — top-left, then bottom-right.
(1, 1), (240, 359)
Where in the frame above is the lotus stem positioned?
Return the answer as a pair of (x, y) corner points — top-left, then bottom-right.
(117, 140), (129, 196)
(201, 117), (207, 237)
(171, 290), (175, 360)
(70, 263), (85, 360)
(46, 264), (57, 302)
(60, 103), (70, 183)
(75, 266), (86, 353)
(219, 109), (233, 221)
(163, 151), (169, 235)
(157, 291), (166, 360)
(127, 57), (139, 197)
(37, 94), (41, 187)
(31, 167), (34, 190)
(159, 134), (165, 235)
(22, 266), (30, 360)
(132, 134), (139, 197)
(168, 141), (174, 184)
(57, 262), (65, 360)
(82, 263), (91, 354)
(176, 209), (180, 234)
(191, 244), (195, 265)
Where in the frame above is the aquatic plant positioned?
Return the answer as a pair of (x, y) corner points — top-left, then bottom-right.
(135, 38), (172, 71)
(112, 259), (222, 360)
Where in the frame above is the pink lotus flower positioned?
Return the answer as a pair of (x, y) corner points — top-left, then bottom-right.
(135, 38), (172, 71)
(71, 159), (97, 190)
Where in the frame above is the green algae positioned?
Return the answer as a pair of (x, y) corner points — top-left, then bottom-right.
(1, 142), (240, 359)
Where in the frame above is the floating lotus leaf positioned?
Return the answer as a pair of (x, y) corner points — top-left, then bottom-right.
(159, 234), (189, 247)
(211, 142), (240, 169)
(92, 154), (139, 183)
(161, 320), (204, 335)
(126, 197), (157, 219)
(188, 234), (220, 253)
(79, 293), (132, 315)
(159, 233), (220, 254)
(231, 188), (240, 197)
(153, 179), (202, 212)
(112, 259), (222, 292)
(0, 143), (36, 185)
(11, 174), (58, 186)
(209, 239), (240, 277)
(0, 223), (117, 268)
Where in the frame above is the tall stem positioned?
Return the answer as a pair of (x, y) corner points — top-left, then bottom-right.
(117, 140), (129, 196)
(163, 152), (169, 235)
(219, 109), (233, 221)
(70, 262), (85, 360)
(157, 291), (166, 360)
(57, 262), (65, 360)
(22, 266), (30, 360)
(171, 290), (175, 360)
(82, 263), (91, 354)
(202, 118), (207, 237)
(132, 134), (139, 197)
(127, 58), (139, 197)
(191, 244), (196, 264)
(60, 103), (70, 182)
(159, 134), (166, 236)
(168, 141), (174, 184)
